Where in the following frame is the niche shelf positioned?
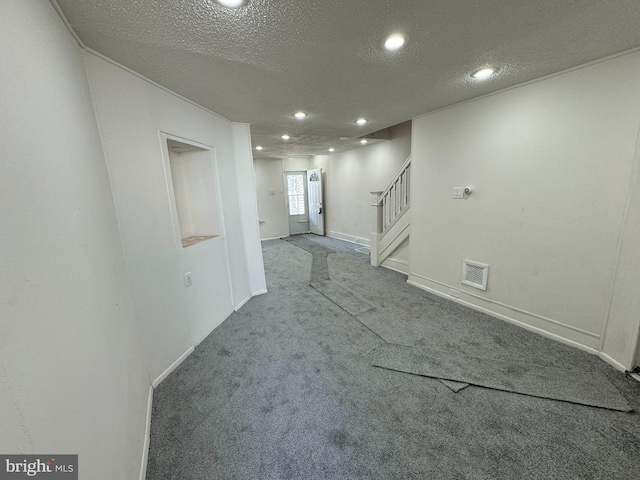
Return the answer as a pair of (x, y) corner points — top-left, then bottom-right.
(166, 139), (220, 248)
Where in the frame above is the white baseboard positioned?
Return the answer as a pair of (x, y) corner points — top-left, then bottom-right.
(381, 257), (409, 275)
(407, 273), (602, 356)
(234, 293), (253, 311)
(327, 230), (370, 247)
(139, 385), (153, 480)
(152, 346), (195, 389)
(598, 352), (628, 373)
(253, 288), (268, 296)
(261, 235), (288, 241)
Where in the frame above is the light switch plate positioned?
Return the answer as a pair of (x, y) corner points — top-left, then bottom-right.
(184, 272), (192, 287)
(453, 187), (464, 199)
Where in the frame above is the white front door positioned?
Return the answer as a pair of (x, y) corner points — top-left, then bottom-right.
(286, 172), (309, 235)
(307, 168), (324, 235)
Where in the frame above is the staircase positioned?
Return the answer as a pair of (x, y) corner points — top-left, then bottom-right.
(370, 155), (411, 267)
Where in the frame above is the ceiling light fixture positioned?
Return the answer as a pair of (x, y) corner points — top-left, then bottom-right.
(329, 148), (335, 152)
(384, 33), (405, 51)
(213, 0), (248, 8)
(294, 111), (307, 119)
(356, 118), (367, 125)
(281, 134), (290, 140)
(360, 139), (368, 145)
(255, 146), (263, 151)
(471, 67), (498, 80)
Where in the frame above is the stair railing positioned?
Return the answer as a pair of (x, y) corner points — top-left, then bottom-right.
(370, 155), (411, 266)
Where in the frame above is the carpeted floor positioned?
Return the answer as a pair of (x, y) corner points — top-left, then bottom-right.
(146, 235), (640, 480)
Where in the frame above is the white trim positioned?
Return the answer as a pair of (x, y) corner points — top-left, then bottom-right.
(413, 46), (640, 122)
(378, 218), (410, 259)
(629, 372), (640, 383)
(152, 346), (194, 388)
(49, 0), (86, 48)
(253, 288), (268, 296)
(407, 273), (601, 355)
(234, 294), (253, 311)
(381, 257), (409, 275)
(85, 48), (231, 122)
(261, 235), (289, 241)
(50, 1), (232, 123)
(327, 231), (371, 246)
(138, 385), (153, 480)
(598, 352), (627, 373)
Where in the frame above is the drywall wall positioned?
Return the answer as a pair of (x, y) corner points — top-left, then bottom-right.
(0, 2), (149, 479)
(283, 156), (311, 172)
(232, 123), (267, 296)
(410, 51), (640, 368)
(255, 159), (289, 240)
(601, 105), (640, 368)
(254, 156), (316, 240)
(84, 51), (257, 381)
(382, 236), (410, 275)
(311, 121), (411, 245)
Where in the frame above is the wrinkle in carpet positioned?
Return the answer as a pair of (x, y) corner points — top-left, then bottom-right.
(284, 236), (469, 392)
(371, 342), (632, 412)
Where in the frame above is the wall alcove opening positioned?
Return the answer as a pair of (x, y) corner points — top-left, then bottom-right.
(166, 138), (220, 247)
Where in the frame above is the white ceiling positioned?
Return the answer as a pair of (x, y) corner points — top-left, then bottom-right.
(56, 0), (640, 159)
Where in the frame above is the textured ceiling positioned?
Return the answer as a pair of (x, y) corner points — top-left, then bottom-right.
(56, 0), (640, 159)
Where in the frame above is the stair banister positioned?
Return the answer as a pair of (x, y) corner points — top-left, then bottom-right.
(370, 155), (411, 267)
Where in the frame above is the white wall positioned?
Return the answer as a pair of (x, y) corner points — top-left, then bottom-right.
(283, 156), (311, 172)
(84, 51), (260, 382)
(311, 121), (412, 247)
(0, 2), (150, 479)
(232, 123), (267, 296)
(409, 51), (640, 369)
(168, 147), (221, 239)
(254, 156), (313, 240)
(255, 159), (289, 240)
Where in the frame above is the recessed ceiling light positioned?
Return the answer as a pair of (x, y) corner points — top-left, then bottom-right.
(471, 67), (498, 80)
(255, 146), (263, 151)
(356, 118), (367, 125)
(214, 0), (248, 8)
(294, 111), (307, 119)
(281, 134), (290, 140)
(384, 34), (405, 51)
(329, 148), (335, 152)
(360, 139), (368, 145)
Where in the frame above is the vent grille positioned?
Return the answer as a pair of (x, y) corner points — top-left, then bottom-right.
(461, 260), (488, 291)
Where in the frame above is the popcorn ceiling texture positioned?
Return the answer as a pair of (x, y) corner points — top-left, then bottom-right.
(56, 0), (640, 158)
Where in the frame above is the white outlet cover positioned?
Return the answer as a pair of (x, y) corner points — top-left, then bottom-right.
(184, 272), (192, 287)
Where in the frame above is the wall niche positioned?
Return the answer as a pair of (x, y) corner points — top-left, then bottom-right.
(166, 138), (220, 247)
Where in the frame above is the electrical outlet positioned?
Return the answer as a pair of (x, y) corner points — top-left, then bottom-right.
(184, 272), (192, 288)
(450, 288), (460, 298)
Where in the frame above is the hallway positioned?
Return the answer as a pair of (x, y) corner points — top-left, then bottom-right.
(146, 236), (640, 479)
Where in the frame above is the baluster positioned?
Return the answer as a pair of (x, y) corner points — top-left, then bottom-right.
(406, 165), (410, 206)
(382, 193), (387, 229)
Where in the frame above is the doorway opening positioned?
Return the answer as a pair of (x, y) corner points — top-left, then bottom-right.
(286, 171), (309, 235)
(284, 168), (325, 236)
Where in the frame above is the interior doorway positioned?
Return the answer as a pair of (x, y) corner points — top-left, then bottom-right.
(286, 171), (310, 235)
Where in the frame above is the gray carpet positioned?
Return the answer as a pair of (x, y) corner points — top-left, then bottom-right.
(146, 235), (640, 480)
(372, 342), (632, 411)
(287, 235), (467, 391)
(311, 279), (374, 316)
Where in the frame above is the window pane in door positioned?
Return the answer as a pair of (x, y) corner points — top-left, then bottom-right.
(287, 174), (305, 215)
